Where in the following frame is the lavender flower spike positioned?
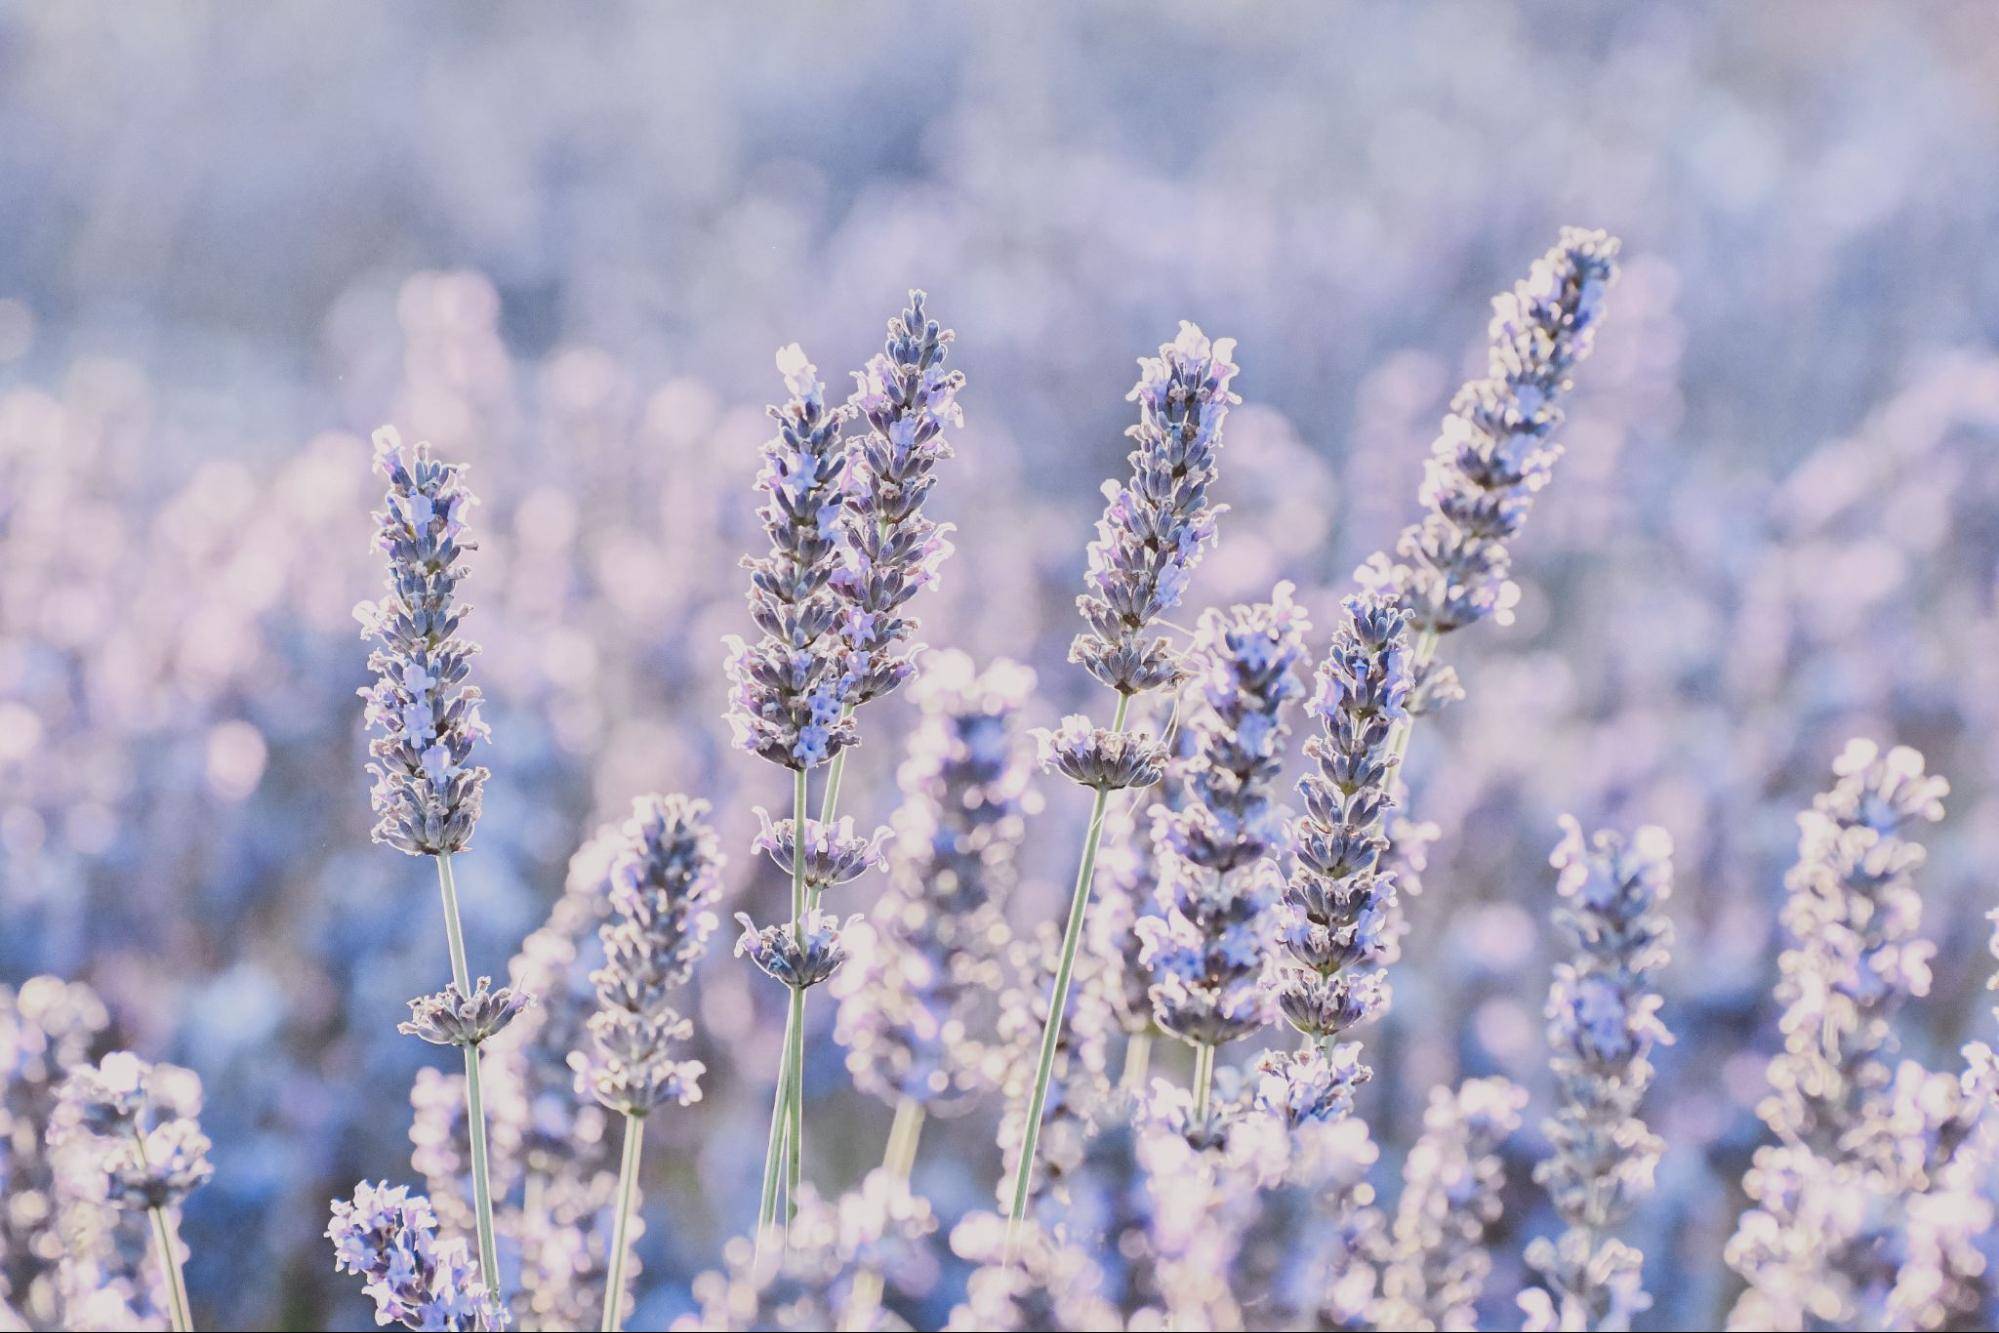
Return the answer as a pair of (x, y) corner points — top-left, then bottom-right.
(1520, 818), (1674, 1333)
(57, 1053), (212, 1331)
(1360, 228), (1621, 651)
(724, 345), (858, 773)
(1071, 321), (1240, 697)
(571, 794), (724, 1332)
(356, 426), (491, 856)
(1139, 586), (1309, 1110)
(327, 1181), (505, 1331)
(837, 289), (966, 706)
(1267, 591), (1411, 1112)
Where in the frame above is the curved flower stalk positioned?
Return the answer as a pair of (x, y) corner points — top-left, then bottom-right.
(55, 1053), (214, 1332)
(358, 425), (508, 1296)
(832, 653), (1036, 1131)
(996, 921), (1116, 1221)
(1138, 585), (1308, 1119)
(1373, 1077), (1527, 1332)
(1726, 740), (1951, 1330)
(725, 344), (864, 1241)
(1519, 819), (1674, 1333)
(570, 795), (723, 1331)
(328, 1181), (505, 1331)
(1007, 321), (1238, 1247)
(1264, 592), (1411, 1121)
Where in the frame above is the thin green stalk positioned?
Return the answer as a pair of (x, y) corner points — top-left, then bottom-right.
(1004, 689), (1134, 1256)
(754, 1049), (790, 1248)
(1119, 1032), (1154, 1095)
(434, 853), (501, 1297)
(146, 1202), (193, 1332)
(843, 1098), (928, 1331)
(784, 766), (809, 1226)
(1192, 1042), (1216, 1121)
(601, 1111), (646, 1332)
(1383, 627), (1440, 770)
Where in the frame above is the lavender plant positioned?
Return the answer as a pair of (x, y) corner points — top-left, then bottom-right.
(327, 1181), (505, 1331)
(1137, 584), (1309, 1119)
(571, 795), (723, 1331)
(55, 1053), (214, 1333)
(1006, 321), (1238, 1245)
(358, 425), (512, 1295)
(1519, 818), (1675, 1333)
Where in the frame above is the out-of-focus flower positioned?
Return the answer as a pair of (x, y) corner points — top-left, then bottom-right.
(1071, 322), (1240, 697)
(724, 345), (858, 772)
(327, 1181), (505, 1331)
(1521, 818), (1674, 1332)
(571, 794), (723, 1117)
(836, 291), (965, 707)
(57, 1053), (215, 1212)
(833, 652), (1036, 1112)
(356, 427), (491, 856)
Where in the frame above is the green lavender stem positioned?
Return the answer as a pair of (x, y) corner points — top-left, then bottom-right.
(754, 767), (814, 1252)
(1191, 1041), (1216, 1121)
(433, 853), (502, 1299)
(1004, 689), (1133, 1254)
(601, 1111), (646, 1333)
(842, 1098), (927, 1331)
(1119, 1032), (1153, 1094)
(146, 1202), (193, 1332)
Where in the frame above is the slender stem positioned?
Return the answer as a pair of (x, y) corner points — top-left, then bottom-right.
(783, 983), (805, 1232)
(434, 853), (501, 1299)
(754, 1050), (790, 1247)
(1119, 1032), (1154, 1095)
(1004, 689), (1134, 1256)
(842, 1099), (928, 1332)
(1383, 628), (1441, 771)
(601, 1112), (646, 1333)
(146, 1204), (194, 1332)
(1192, 1042), (1216, 1121)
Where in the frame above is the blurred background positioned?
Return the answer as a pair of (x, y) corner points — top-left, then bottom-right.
(4, 3), (1999, 1328)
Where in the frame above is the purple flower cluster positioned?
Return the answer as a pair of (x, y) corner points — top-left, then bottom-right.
(573, 794), (724, 1116)
(1360, 228), (1621, 640)
(327, 1181), (505, 1331)
(724, 346), (860, 772)
(356, 428), (491, 856)
(1071, 322), (1241, 697)
(836, 291), (966, 706)
(57, 1052), (214, 1213)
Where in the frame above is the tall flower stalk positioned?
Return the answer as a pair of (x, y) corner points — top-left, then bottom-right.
(358, 426), (512, 1298)
(1520, 819), (1675, 1333)
(570, 795), (723, 1331)
(1137, 585), (1308, 1119)
(1006, 321), (1238, 1246)
(57, 1053), (214, 1333)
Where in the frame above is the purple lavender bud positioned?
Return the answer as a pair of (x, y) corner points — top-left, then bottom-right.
(572, 794), (723, 1116)
(400, 977), (534, 1048)
(750, 809), (891, 892)
(836, 290), (965, 707)
(1071, 322), (1240, 696)
(733, 910), (857, 991)
(356, 427), (491, 856)
(1138, 857), (1281, 1050)
(1271, 593), (1412, 1056)
(724, 345), (860, 772)
(1525, 818), (1674, 1329)
(1034, 715), (1167, 792)
(327, 1180), (505, 1331)
(1254, 1041), (1370, 1128)
(1358, 229), (1620, 641)
(833, 652), (1037, 1111)
(57, 1053), (214, 1212)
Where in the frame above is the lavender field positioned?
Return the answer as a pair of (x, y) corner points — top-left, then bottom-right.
(6, 5), (1999, 1331)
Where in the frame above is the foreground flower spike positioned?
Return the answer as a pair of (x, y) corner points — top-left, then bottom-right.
(359, 425), (505, 1302)
(357, 426), (491, 858)
(1374, 1077), (1527, 1331)
(837, 289), (965, 707)
(1360, 228), (1620, 670)
(58, 1053), (213, 1332)
(1006, 322), (1239, 1249)
(327, 1181), (505, 1331)
(1268, 592), (1411, 1116)
(1139, 585), (1309, 1116)
(1520, 819), (1675, 1333)
(1727, 740), (1950, 1329)
(570, 793), (723, 1332)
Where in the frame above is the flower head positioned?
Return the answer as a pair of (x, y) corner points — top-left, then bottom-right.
(356, 427), (490, 855)
(57, 1052), (215, 1212)
(734, 910), (857, 991)
(400, 977), (534, 1048)
(1034, 715), (1167, 792)
(750, 809), (891, 892)
(327, 1180), (505, 1330)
